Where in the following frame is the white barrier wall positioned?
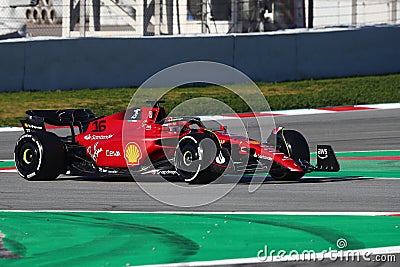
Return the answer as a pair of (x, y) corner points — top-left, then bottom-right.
(1, 26), (400, 92)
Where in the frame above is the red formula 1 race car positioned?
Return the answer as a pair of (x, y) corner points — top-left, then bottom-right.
(14, 101), (340, 184)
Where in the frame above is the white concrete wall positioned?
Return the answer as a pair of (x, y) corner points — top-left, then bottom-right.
(313, 0), (400, 27)
(1, 25), (400, 91)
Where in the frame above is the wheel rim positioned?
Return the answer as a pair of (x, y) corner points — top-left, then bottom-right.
(176, 143), (201, 181)
(23, 148), (34, 164)
(183, 151), (193, 166)
(16, 141), (39, 175)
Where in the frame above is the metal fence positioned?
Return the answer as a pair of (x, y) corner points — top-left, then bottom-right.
(0, 0), (399, 38)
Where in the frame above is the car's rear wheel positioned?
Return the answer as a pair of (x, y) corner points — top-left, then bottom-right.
(14, 132), (65, 181)
(269, 129), (310, 181)
(175, 134), (228, 184)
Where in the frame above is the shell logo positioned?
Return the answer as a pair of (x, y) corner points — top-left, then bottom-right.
(124, 142), (142, 165)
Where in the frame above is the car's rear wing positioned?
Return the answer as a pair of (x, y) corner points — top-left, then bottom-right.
(21, 109), (96, 140)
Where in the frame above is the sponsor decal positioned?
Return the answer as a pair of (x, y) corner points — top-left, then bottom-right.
(272, 127), (284, 135)
(98, 167), (119, 174)
(27, 172), (36, 179)
(164, 117), (183, 123)
(124, 142), (142, 165)
(318, 148), (328, 159)
(130, 108), (141, 120)
(145, 125), (152, 130)
(142, 169), (178, 175)
(215, 151), (226, 164)
(148, 111), (153, 119)
(253, 153), (272, 161)
(106, 150), (121, 157)
(84, 134), (113, 141)
(249, 140), (261, 145)
(24, 123), (43, 130)
(87, 142), (103, 162)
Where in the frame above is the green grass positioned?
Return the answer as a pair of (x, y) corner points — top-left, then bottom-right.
(1, 74), (399, 126)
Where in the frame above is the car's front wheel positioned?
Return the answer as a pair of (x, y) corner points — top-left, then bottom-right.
(175, 134), (228, 184)
(14, 132), (65, 181)
(268, 129), (310, 181)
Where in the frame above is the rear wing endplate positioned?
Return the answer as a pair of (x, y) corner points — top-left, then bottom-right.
(20, 117), (46, 132)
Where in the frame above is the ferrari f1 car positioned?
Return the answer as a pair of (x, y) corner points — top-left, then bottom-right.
(14, 101), (340, 184)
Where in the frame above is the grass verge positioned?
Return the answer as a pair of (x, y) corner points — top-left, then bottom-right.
(1, 74), (399, 126)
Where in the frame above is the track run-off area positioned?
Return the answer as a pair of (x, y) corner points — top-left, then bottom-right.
(0, 211), (400, 266)
(0, 104), (399, 266)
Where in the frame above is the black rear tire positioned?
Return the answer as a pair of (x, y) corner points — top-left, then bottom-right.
(14, 132), (65, 181)
(269, 129), (309, 181)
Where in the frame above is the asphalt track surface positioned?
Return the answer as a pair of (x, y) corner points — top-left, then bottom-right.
(0, 108), (399, 212)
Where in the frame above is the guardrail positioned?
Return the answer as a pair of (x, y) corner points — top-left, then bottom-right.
(1, 25), (399, 91)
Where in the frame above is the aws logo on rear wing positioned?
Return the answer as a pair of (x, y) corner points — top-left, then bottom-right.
(317, 148), (329, 159)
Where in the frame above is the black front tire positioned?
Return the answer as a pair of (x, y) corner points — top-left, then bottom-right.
(269, 129), (310, 181)
(14, 132), (65, 181)
(175, 134), (228, 184)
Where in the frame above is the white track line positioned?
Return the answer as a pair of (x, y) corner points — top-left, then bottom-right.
(333, 149), (400, 153)
(199, 103), (400, 121)
(273, 109), (333, 116)
(357, 103), (400, 109)
(304, 176), (400, 180)
(0, 127), (23, 132)
(0, 210), (399, 215)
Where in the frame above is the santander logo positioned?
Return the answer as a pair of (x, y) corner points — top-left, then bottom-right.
(84, 134), (113, 141)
